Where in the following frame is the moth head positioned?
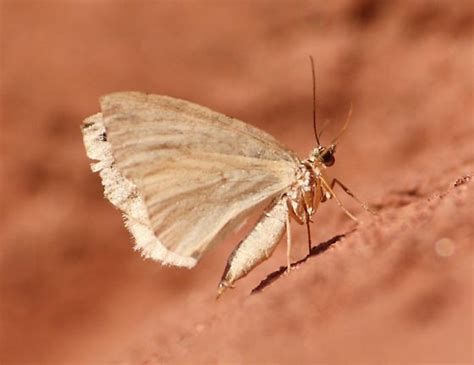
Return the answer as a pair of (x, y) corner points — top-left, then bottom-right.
(313, 144), (336, 167)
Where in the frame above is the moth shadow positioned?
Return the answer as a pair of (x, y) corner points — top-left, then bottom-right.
(250, 231), (353, 295)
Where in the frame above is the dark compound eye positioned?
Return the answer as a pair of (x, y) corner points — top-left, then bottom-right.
(322, 152), (335, 166)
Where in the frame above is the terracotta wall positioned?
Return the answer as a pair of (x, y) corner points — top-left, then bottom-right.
(1, 1), (472, 364)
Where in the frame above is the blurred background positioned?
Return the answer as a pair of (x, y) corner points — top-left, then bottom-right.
(1, 1), (472, 364)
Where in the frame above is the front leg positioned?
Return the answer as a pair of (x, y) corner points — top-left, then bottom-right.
(320, 178), (359, 222)
(330, 178), (376, 215)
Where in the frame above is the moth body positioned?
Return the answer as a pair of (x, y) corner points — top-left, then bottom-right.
(217, 146), (339, 296)
(217, 198), (289, 295)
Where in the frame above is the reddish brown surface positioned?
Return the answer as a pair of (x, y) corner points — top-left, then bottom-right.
(1, 1), (473, 364)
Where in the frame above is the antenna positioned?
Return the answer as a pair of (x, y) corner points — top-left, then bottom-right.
(309, 56), (321, 146)
(331, 103), (353, 145)
(318, 118), (331, 140)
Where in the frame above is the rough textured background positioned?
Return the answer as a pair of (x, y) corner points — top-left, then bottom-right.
(1, 1), (472, 364)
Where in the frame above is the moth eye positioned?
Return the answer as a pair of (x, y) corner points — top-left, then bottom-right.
(322, 153), (335, 166)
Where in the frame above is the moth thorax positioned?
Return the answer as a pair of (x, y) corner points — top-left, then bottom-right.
(309, 146), (324, 161)
(289, 163), (318, 219)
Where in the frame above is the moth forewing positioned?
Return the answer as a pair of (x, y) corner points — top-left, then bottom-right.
(82, 92), (300, 271)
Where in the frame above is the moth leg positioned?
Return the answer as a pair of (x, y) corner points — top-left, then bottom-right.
(330, 178), (377, 215)
(217, 197), (288, 298)
(305, 212), (313, 253)
(320, 178), (359, 222)
(286, 213), (292, 273)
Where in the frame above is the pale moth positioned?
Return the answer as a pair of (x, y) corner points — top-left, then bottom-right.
(81, 58), (374, 296)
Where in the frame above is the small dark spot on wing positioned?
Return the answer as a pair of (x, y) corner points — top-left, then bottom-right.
(83, 122), (95, 129)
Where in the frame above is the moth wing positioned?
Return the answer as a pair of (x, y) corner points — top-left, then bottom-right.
(83, 92), (300, 268)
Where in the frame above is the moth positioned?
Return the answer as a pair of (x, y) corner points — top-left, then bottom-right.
(81, 58), (374, 296)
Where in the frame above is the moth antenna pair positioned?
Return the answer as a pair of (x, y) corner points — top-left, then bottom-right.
(309, 55), (352, 147)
